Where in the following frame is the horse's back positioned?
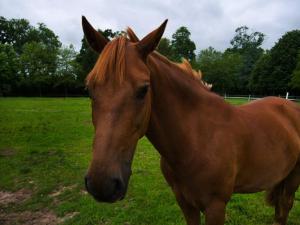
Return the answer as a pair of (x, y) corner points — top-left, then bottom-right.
(239, 97), (300, 133)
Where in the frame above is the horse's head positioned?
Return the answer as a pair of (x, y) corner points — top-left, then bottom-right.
(82, 16), (167, 203)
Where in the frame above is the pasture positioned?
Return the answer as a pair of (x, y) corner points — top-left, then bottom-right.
(0, 97), (300, 225)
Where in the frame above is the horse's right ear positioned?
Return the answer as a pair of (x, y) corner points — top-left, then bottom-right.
(82, 16), (109, 53)
(137, 19), (168, 58)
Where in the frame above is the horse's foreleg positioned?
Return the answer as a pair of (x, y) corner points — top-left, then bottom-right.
(160, 159), (200, 225)
(204, 199), (226, 225)
(176, 194), (200, 225)
(174, 191), (200, 225)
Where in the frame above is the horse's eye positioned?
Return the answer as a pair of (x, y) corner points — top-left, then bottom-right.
(136, 84), (149, 100)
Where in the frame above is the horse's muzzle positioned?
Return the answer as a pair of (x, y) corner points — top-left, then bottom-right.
(84, 175), (126, 203)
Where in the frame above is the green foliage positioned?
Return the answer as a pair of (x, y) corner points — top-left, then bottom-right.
(171, 26), (196, 62)
(54, 45), (80, 96)
(249, 52), (272, 94)
(269, 30), (300, 93)
(0, 44), (19, 96)
(157, 37), (173, 59)
(0, 16), (124, 96)
(56, 45), (78, 77)
(0, 17), (33, 54)
(0, 17), (61, 54)
(34, 23), (61, 50)
(19, 41), (58, 96)
(226, 26), (265, 93)
(1, 15), (300, 96)
(0, 16), (64, 96)
(289, 52), (300, 91)
(230, 26), (265, 50)
(197, 47), (243, 93)
(250, 30), (300, 94)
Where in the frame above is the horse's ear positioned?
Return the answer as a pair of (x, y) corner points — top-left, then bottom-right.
(82, 16), (109, 53)
(137, 19), (168, 58)
(127, 27), (140, 42)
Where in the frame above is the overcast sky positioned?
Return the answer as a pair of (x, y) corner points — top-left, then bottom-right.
(0, 0), (299, 52)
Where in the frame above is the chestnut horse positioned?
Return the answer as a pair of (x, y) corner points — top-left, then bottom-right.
(82, 16), (300, 225)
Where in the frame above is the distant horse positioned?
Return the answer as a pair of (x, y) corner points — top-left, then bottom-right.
(82, 16), (300, 225)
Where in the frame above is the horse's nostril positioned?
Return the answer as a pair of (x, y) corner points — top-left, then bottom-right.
(84, 175), (126, 202)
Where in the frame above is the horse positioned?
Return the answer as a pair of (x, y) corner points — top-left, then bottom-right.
(82, 16), (300, 225)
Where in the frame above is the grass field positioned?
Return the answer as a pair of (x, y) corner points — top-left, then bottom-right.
(0, 97), (300, 225)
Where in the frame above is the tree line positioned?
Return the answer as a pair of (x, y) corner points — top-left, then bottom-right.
(1, 16), (300, 96)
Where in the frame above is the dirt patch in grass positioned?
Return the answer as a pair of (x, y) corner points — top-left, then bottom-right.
(0, 148), (16, 157)
(0, 210), (79, 225)
(80, 189), (88, 195)
(49, 185), (77, 198)
(0, 189), (31, 206)
(0, 187), (79, 224)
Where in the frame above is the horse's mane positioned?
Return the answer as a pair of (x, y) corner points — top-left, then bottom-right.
(86, 28), (212, 91)
(126, 27), (212, 90)
(86, 36), (127, 87)
(177, 59), (202, 80)
(176, 59), (212, 90)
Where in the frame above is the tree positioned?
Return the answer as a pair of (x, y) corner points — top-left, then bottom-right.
(0, 17), (61, 54)
(54, 44), (80, 96)
(197, 47), (242, 93)
(20, 42), (58, 96)
(0, 17), (33, 54)
(0, 17), (63, 96)
(226, 26), (265, 93)
(197, 47), (222, 66)
(157, 37), (173, 59)
(268, 30), (300, 93)
(171, 26), (196, 62)
(33, 23), (61, 50)
(230, 26), (264, 50)
(249, 30), (300, 95)
(289, 52), (300, 92)
(0, 44), (19, 96)
(249, 52), (272, 94)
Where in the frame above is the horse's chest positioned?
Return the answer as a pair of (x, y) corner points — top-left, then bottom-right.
(163, 168), (218, 209)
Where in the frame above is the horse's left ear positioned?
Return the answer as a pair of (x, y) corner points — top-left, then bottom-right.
(82, 16), (109, 53)
(137, 19), (168, 58)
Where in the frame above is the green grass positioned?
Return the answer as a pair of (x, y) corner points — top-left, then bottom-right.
(0, 97), (300, 225)
(225, 98), (252, 105)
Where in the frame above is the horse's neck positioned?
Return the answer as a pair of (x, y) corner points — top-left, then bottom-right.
(145, 55), (233, 166)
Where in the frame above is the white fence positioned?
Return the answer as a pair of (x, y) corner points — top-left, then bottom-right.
(223, 93), (300, 102)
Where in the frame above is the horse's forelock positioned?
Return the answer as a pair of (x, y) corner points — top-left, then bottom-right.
(86, 36), (127, 88)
